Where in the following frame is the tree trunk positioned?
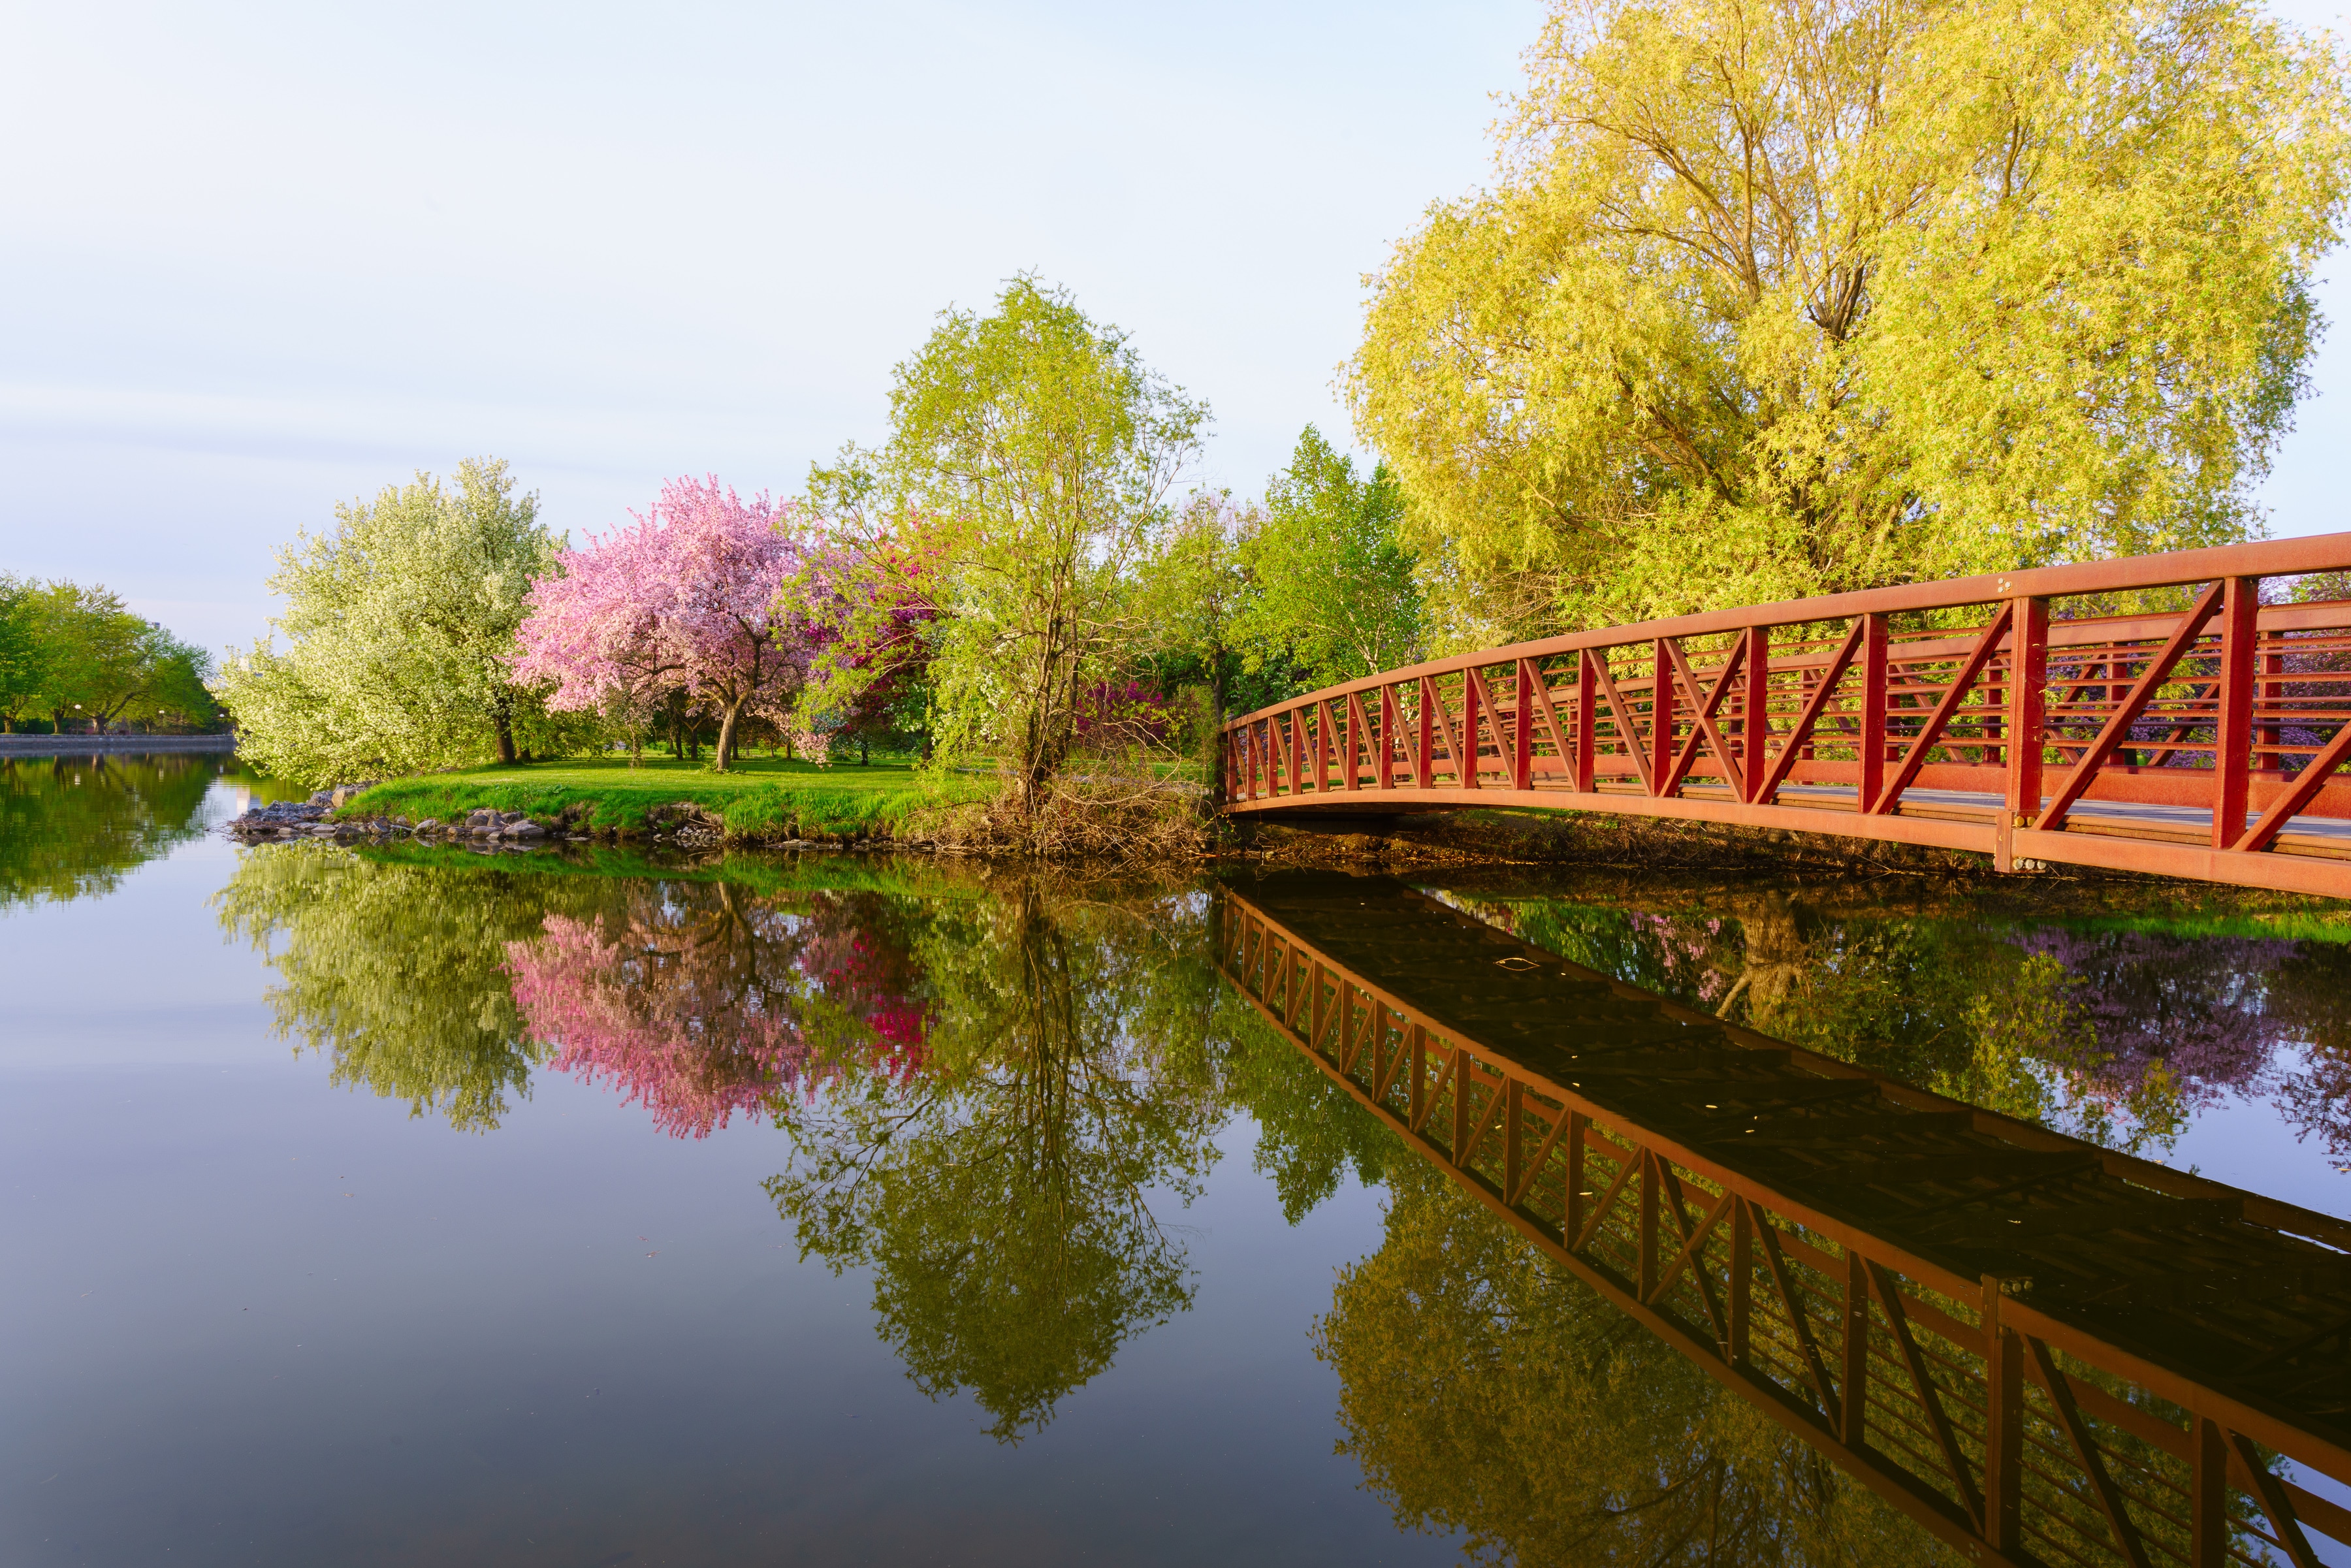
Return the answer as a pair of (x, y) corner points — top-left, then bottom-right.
(495, 707), (518, 764)
(859, 736), (869, 766)
(712, 703), (743, 772)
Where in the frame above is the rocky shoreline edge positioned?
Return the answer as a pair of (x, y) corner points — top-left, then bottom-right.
(221, 785), (884, 853)
(223, 777), (2053, 878)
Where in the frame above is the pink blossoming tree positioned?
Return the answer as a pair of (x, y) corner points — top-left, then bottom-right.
(513, 475), (804, 771)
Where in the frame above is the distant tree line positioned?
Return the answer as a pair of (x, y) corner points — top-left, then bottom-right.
(0, 577), (219, 735)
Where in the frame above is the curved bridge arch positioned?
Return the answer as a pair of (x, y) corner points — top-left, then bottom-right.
(1217, 534), (2351, 897)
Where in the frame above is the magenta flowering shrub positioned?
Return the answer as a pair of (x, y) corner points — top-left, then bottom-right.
(1070, 679), (1176, 749)
(790, 532), (940, 746)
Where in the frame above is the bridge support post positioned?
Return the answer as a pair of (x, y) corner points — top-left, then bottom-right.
(1513, 658), (1536, 790)
(1379, 687), (1399, 790)
(2215, 576), (2260, 849)
(2192, 1415), (2227, 1567)
(1575, 654), (1597, 793)
(1842, 1248), (1870, 1448)
(1638, 1151), (1660, 1301)
(2000, 596), (2049, 872)
(1859, 615), (1890, 809)
(1728, 1198), (1752, 1363)
(1740, 626), (1768, 801)
(1652, 641), (1675, 795)
(1415, 679), (1435, 790)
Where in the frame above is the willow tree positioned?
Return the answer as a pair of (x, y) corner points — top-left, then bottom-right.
(840, 278), (1206, 812)
(214, 458), (564, 783)
(1351, 0), (2351, 641)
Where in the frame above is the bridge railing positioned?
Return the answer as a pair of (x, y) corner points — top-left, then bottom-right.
(1217, 534), (2351, 895)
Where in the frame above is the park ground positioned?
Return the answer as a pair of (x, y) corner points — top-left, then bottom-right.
(347, 754), (998, 843)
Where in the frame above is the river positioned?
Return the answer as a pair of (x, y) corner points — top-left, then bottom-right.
(5, 752), (2348, 1566)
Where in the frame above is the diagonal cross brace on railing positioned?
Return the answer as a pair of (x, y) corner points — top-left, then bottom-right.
(1217, 534), (2351, 897)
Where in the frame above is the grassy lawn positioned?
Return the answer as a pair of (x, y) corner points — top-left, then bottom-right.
(347, 754), (996, 839)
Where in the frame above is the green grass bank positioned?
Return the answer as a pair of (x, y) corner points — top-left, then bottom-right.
(346, 756), (995, 842)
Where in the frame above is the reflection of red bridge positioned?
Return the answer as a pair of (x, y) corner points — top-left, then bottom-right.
(1219, 537), (2351, 895)
(1219, 878), (2351, 1568)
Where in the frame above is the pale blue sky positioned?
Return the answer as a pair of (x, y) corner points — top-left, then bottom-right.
(1, 0), (2344, 657)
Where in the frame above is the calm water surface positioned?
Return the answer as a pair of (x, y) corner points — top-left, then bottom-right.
(6, 754), (2349, 1566)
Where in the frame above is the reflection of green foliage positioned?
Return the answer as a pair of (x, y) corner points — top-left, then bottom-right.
(1487, 889), (2212, 1156)
(1499, 895), (2000, 1087)
(1217, 986), (1393, 1223)
(1943, 954), (2188, 1156)
(1317, 1160), (1953, 1567)
(767, 886), (1226, 1440)
(0, 754), (223, 907)
(214, 850), (615, 1129)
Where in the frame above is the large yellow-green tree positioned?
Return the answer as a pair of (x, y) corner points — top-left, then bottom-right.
(1351, 0), (2351, 643)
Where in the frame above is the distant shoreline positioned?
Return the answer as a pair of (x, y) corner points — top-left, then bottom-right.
(0, 734), (236, 756)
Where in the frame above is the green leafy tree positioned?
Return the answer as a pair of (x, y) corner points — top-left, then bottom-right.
(24, 581), (206, 733)
(133, 632), (221, 731)
(0, 575), (44, 732)
(213, 457), (566, 784)
(1232, 427), (1424, 691)
(1351, 0), (2351, 643)
(1136, 489), (1256, 724)
(836, 278), (1207, 812)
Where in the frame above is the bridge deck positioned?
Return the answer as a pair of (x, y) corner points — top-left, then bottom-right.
(1221, 874), (2351, 1567)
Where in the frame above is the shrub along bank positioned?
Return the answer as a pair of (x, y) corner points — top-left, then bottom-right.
(344, 756), (994, 844)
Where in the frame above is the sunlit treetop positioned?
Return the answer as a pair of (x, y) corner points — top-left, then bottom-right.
(1350, 0), (2351, 643)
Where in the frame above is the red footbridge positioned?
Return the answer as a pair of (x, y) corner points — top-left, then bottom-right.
(1218, 536), (2351, 897)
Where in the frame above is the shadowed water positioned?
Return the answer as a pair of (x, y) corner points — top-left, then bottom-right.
(5, 758), (2346, 1565)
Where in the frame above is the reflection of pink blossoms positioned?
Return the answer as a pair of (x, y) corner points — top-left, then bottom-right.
(2017, 931), (2289, 1098)
(798, 923), (929, 1075)
(504, 890), (934, 1137)
(507, 914), (805, 1138)
(1628, 912), (1731, 1004)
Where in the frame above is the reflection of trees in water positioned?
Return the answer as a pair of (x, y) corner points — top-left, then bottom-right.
(505, 884), (931, 1138)
(1486, 892), (2342, 1156)
(1317, 1160), (1948, 1567)
(765, 886), (1226, 1441)
(1218, 976), (1396, 1223)
(2264, 943), (2351, 1170)
(217, 852), (939, 1136)
(1, 753), (223, 906)
(2011, 930), (2289, 1094)
(214, 850), (583, 1128)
